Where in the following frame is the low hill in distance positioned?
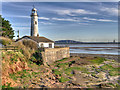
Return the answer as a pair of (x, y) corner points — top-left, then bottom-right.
(55, 40), (119, 44)
(55, 40), (83, 44)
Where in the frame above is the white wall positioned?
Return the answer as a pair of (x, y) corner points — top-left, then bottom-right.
(52, 43), (54, 48)
(39, 42), (54, 48)
(43, 43), (49, 48)
(39, 43), (49, 48)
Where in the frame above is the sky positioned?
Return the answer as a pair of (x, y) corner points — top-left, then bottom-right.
(2, 2), (118, 42)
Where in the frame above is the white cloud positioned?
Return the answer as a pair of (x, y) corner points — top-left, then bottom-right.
(83, 17), (117, 22)
(52, 17), (80, 22)
(54, 9), (97, 16)
(101, 7), (118, 16)
(5, 15), (51, 20)
(39, 22), (52, 25)
(38, 17), (50, 20)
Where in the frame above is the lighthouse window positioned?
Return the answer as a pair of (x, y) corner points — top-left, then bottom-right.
(35, 21), (37, 24)
(32, 10), (35, 13)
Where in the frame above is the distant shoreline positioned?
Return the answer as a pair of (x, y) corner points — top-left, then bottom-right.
(70, 53), (119, 62)
(55, 43), (119, 44)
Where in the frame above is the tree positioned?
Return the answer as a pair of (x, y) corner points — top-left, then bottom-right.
(0, 15), (14, 39)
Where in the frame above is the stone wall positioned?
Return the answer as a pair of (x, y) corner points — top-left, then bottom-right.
(41, 47), (70, 65)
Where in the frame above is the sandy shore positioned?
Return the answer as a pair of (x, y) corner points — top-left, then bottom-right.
(70, 53), (119, 62)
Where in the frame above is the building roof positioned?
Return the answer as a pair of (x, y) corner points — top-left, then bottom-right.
(16, 36), (54, 43)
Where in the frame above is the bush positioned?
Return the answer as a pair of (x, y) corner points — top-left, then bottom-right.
(15, 41), (34, 60)
(22, 40), (38, 50)
(30, 50), (43, 65)
(0, 39), (12, 46)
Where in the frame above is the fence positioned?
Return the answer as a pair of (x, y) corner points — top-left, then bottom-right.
(0, 46), (18, 52)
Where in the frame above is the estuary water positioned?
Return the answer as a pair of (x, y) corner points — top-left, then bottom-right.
(55, 44), (119, 55)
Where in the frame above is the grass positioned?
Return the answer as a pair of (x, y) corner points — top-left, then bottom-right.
(56, 62), (69, 69)
(64, 66), (90, 76)
(1, 83), (14, 88)
(9, 73), (17, 81)
(9, 69), (32, 81)
(89, 57), (106, 64)
(58, 77), (70, 83)
(100, 64), (120, 76)
(32, 72), (40, 76)
(52, 69), (62, 76)
(10, 56), (18, 62)
(55, 58), (68, 63)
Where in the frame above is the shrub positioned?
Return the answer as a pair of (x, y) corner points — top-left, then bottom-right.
(22, 40), (38, 50)
(30, 50), (43, 65)
(0, 39), (12, 46)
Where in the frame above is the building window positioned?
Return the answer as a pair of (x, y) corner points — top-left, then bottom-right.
(49, 44), (52, 48)
(35, 21), (37, 24)
(41, 43), (44, 47)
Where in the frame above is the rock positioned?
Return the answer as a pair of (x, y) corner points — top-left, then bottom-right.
(39, 85), (47, 88)
(97, 72), (107, 80)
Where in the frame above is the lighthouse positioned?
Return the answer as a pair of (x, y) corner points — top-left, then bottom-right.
(16, 6), (55, 48)
(31, 6), (39, 36)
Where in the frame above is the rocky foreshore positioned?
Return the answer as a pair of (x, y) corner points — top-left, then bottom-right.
(2, 51), (120, 88)
(70, 53), (119, 62)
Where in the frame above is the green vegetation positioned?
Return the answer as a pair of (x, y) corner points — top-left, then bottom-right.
(56, 62), (69, 69)
(22, 40), (38, 50)
(59, 77), (70, 83)
(89, 57), (106, 64)
(9, 70), (32, 81)
(100, 64), (120, 76)
(52, 69), (62, 76)
(65, 66), (90, 76)
(0, 39), (12, 46)
(55, 58), (68, 62)
(2, 83), (14, 88)
(0, 15), (14, 39)
(10, 56), (18, 62)
(30, 50), (43, 65)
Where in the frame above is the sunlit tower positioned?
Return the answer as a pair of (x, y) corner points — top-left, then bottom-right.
(30, 5), (39, 36)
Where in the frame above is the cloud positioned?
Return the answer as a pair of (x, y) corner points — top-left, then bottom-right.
(39, 22), (52, 25)
(83, 17), (117, 22)
(5, 14), (51, 20)
(52, 17), (80, 22)
(100, 7), (118, 16)
(54, 9), (97, 16)
(38, 17), (50, 20)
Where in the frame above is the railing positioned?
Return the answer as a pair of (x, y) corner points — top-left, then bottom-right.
(0, 46), (18, 52)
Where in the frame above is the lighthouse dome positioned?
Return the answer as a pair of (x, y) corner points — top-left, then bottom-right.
(32, 8), (37, 11)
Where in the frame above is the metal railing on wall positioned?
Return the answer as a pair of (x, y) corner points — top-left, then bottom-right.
(0, 46), (18, 52)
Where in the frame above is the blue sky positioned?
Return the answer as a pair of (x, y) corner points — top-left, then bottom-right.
(2, 2), (118, 42)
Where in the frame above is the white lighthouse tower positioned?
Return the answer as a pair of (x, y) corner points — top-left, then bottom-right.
(31, 6), (39, 36)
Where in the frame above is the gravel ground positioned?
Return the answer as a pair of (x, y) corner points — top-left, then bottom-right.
(70, 53), (119, 62)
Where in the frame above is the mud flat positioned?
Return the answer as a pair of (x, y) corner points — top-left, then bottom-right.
(70, 53), (119, 62)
